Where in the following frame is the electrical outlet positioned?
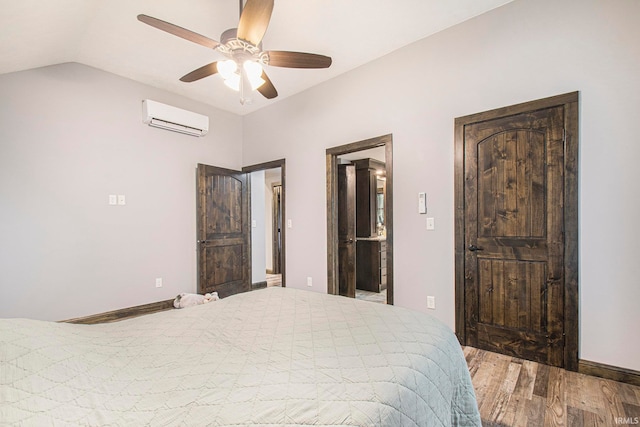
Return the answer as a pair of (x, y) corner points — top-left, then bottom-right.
(426, 217), (435, 230)
(427, 296), (436, 309)
(307, 277), (312, 287)
(117, 195), (126, 206)
(155, 278), (163, 288)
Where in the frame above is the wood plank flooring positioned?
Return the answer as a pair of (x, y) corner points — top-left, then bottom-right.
(464, 347), (640, 426)
(266, 273), (282, 287)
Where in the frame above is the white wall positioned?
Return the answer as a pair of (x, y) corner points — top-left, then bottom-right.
(243, 0), (640, 371)
(250, 170), (266, 284)
(0, 62), (243, 321)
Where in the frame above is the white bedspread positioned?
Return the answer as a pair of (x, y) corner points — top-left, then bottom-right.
(1, 287), (480, 426)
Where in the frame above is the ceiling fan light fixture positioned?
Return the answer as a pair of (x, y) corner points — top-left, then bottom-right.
(223, 73), (241, 91)
(243, 60), (265, 90)
(218, 59), (238, 80)
(248, 76), (266, 91)
(219, 59), (241, 91)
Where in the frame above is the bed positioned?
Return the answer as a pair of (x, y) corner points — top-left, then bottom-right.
(1, 287), (481, 426)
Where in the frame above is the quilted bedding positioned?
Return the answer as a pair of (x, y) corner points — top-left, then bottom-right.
(1, 287), (480, 426)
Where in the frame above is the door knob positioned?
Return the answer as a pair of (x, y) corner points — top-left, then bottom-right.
(468, 244), (483, 252)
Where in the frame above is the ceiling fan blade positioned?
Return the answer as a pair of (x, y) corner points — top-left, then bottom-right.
(237, 0), (274, 46)
(180, 62), (219, 82)
(265, 51), (332, 69)
(137, 14), (219, 50)
(257, 70), (278, 99)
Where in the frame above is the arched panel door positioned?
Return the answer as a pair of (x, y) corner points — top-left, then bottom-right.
(455, 92), (579, 370)
(197, 164), (250, 298)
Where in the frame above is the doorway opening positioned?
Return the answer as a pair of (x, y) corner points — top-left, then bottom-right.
(326, 135), (393, 305)
(243, 159), (286, 289)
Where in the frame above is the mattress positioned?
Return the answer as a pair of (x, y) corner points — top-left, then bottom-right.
(1, 287), (481, 426)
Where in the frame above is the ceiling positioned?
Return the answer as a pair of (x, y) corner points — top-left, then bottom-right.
(0, 0), (513, 115)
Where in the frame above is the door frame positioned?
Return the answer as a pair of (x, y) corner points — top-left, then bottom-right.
(454, 92), (579, 370)
(243, 159), (286, 287)
(326, 134), (394, 304)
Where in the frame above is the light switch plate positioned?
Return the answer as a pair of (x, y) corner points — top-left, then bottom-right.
(287, 219), (292, 228)
(426, 217), (435, 230)
(252, 219), (257, 228)
(418, 192), (426, 214)
(108, 194), (117, 205)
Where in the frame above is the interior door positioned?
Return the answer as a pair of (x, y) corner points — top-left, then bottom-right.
(457, 99), (577, 368)
(337, 164), (356, 298)
(197, 163), (250, 298)
(272, 184), (282, 275)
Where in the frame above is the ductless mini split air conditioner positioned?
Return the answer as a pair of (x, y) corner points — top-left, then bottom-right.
(142, 99), (209, 137)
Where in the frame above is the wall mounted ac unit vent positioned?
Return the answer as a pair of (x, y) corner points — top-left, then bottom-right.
(142, 99), (209, 137)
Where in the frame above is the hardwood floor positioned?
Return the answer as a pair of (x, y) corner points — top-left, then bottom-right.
(464, 347), (640, 426)
(266, 273), (282, 287)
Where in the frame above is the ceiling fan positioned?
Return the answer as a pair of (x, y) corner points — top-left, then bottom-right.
(138, 0), (332, 104)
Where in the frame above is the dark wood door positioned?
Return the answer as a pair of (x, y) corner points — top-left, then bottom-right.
(337, 164), (356, 298)
(197, 164), (250, 298)
(456, 94), (579, 369)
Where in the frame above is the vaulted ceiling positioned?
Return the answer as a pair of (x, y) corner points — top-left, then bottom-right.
(0, 0), (512, 115)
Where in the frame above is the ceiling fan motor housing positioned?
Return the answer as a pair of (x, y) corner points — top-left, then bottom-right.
(219, 28), (267, 64)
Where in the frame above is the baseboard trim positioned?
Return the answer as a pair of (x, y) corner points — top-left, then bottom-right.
(252, 281), (267, 290)
(579, 359), (640, 387)
(63, 299), (175, 325)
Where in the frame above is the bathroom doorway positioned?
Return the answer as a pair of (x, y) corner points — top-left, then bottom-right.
(326, 135), (393, 305)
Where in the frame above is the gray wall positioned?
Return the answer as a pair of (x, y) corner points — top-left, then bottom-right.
(242, 0), (640, 372)
(0, 63), (243, 320)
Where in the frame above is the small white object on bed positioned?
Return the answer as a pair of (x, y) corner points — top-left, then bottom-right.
(1, 287), (481, 426)
(173, 291), (219, 308)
